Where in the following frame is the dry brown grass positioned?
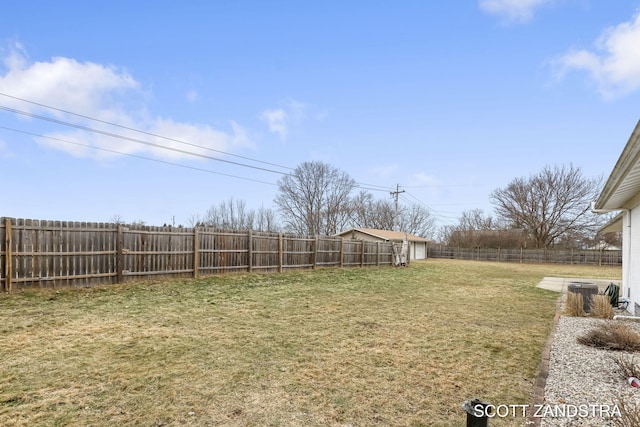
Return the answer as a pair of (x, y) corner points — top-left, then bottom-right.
(0, 259), (620, 426)
(591, 294), (616, 319)
(578, 321), (640, 351)
(564, 291), (587, 317)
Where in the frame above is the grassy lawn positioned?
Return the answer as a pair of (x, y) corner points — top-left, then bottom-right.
(0, 259), (621, 426)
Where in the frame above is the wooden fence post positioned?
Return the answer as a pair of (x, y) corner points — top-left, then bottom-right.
(360, 241), (365, 267)
(312, 236), (318, 269)
(248, 230), (253, 273)
(4, 218), (12, 293)
(193, 228), (200, 279)
(116, 225), (124, 284)
(278, 233), (284, 273)
(339, 238), (344, 268)
(376, 241), (380, 266)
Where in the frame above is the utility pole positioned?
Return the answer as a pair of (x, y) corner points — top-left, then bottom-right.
(390, 184), (405, 231)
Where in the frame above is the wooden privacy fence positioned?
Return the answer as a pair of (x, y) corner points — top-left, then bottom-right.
(0, 217), (395, 292)
(427, 245), (622, 266)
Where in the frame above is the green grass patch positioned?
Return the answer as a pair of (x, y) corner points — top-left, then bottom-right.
(0, 259), (620, 426)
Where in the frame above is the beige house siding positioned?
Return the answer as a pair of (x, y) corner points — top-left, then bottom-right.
(345, 229), (386, 242)
(593, 119), (640, 314)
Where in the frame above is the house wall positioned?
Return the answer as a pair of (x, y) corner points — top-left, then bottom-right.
(628, 206), (640, 314)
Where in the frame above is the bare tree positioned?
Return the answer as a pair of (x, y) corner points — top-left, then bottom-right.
(397, 204), (436, 239)
(275, 161), (355, 235)
(255, 205), (279, 232)
(202, 197), (254, 230)
(349, 191), (396, 230)
(110, 214), (124, 225)
(347, 191), (436, 238)
(440, 209), (516, 247)
(189, 200), (280, 232)
(349, 190), (375, 228)
(109, 214), (146, 226)
(185, 214), (203, 228)
(490, 164), (603, 248)
(459, 209), (497, 231)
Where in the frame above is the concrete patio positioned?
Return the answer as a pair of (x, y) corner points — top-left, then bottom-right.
(536, 277), (621, 293)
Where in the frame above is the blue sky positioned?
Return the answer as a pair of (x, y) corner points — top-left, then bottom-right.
(1, 1), (640, 230)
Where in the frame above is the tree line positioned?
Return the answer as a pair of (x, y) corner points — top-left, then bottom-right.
(183, 161), (434, 238)
(124, 161), (617, 250)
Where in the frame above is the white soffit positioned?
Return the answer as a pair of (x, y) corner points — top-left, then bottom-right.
(596, 120), (640, 210)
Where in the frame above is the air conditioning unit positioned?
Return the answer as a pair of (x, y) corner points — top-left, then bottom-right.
(568, 282), (599, 312)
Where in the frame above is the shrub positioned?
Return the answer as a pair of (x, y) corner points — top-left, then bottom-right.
(611, 354), (640, 379)
(564, 292), (586, 317)
(611, 355), (640, 426)
(577, 321), (640, 351)
(591, 294), (615, 320)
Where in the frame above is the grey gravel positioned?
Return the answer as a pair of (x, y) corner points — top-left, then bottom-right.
(539, 313), (640, 426)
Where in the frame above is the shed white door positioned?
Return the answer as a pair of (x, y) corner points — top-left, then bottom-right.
(412, 243), (426, 260)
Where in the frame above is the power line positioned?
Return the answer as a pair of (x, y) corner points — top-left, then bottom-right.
(354, 183), (393, 193)
(0, 126), (277, 186)
(0, 105), (288, 176)
(403, 184), (481, 188)
(355, 181), (393, 191)
(0, 91), (292, 171)
(0, 94), (414, 195)
(0, 93), (465, 219)
(0, 104), (403, 195)
(400, 191), (460, 222)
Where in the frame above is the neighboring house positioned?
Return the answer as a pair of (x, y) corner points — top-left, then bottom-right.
(336, 228), (430, 261)
(593, 120), (640, 314)
(586, 241), (621, 251)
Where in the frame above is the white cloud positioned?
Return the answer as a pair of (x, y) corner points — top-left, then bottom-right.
(0, 42), (251, 160)
(0, 45), (138, 113)
(554, 11), (640, 98)
(479, 0), (555, 23)
(260, 98), (321, 141)
(1, 41), (29, 70)
(260, 108), (289, 140)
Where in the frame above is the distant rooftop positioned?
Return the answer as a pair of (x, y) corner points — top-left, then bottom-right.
(337, 228), (430, 242)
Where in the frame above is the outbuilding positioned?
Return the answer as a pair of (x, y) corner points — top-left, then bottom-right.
(336, 228), (430, 261)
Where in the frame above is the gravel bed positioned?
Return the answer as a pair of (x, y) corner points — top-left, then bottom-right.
(539, 312), (640, 426)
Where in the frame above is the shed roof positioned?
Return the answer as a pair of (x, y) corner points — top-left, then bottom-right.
(336, 228), (430, 242)
(594, 120), (640, 210)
